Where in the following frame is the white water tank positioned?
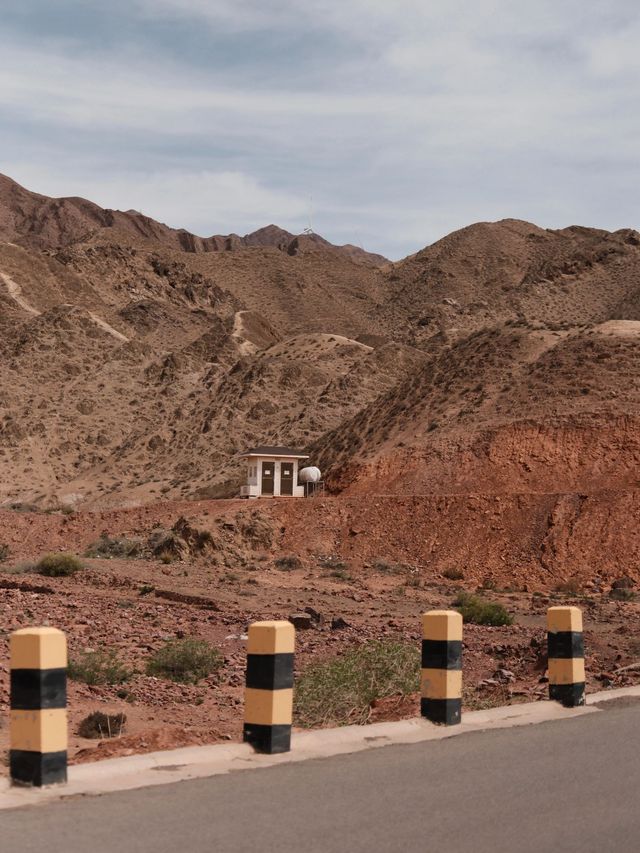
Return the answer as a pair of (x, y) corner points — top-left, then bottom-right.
(298, 466), (322, 484)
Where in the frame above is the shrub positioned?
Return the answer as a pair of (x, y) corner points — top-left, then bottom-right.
(86, 534), (143, 559)
(294, 640), (420, 727)
(77, 711), (127, 739)
(453, 592), (513, 626)
(35, 553), (84, 577)
(158, 550), (175, 565)
(610, 588), (635, 602)
(443, 567), (465, 581)
(0, 543), (9, 563)
(68, 649), (131, 686)
(274, 555), (301, 571)
(146, 638), (223, 684)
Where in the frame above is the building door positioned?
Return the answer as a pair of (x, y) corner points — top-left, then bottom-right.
(261, 461), (274, 496)
(281, 462), (293, 496)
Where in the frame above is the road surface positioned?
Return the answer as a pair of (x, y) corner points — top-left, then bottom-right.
(4, 699), (639, 853)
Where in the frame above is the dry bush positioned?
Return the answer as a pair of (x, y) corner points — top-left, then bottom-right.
(443, 567), (465, 581)
(274, 555), (302, 571)
(86, 534), (143, 559)
(294, 640), (420, 727)
(147, 638), (222, 684)
(78, 711), (127, 739)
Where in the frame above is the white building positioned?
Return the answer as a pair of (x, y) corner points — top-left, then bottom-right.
(240, 446), (309, 498)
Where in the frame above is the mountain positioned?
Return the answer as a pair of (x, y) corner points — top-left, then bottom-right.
(2, 172), (640, 510)
(0, 175), (409, 506)
(0, 174), (387, 265)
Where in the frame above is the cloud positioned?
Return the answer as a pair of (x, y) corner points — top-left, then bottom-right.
(2, 2), (640, 258)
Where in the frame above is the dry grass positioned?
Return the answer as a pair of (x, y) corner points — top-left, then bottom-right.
(69, 649), (131, 686)
(294, 639), (420, 728)
(147, 638), (223, 684)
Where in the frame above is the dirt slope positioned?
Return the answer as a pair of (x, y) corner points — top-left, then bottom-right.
(318, 323), (640, 495)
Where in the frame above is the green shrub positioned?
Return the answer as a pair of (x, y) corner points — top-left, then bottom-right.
(36, 553), (84, 577)
(68, 649), (131, 686)
(294, 640), (420, 727)
(453, 592), (513, 626)
(86, 534), (143, 559)
(146, 638), (223, 684)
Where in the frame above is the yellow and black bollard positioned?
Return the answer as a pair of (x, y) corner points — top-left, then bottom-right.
(421, 610), (463, 725)
(547, 606), (585, 707)
(10, 627), (68, 787)
(243, 620), (295, 754)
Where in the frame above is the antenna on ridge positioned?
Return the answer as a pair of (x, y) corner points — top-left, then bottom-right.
(303, 194), (314, 235)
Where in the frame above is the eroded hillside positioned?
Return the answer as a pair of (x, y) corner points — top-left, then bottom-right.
(2, 174), (640, 508)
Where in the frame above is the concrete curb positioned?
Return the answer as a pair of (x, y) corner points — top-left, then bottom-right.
(1, 684), (638, 811)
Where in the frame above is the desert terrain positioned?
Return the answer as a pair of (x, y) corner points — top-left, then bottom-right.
(2, 174), (640, 762)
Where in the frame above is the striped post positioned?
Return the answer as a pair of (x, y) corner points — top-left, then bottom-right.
(547, 606), (585, 707)
(243, 620), (295, 754)
(10, 627), (68, 787)
(421, 610), (462, 725)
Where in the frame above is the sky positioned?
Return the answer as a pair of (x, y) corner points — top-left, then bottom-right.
(1, 1), (640, 259)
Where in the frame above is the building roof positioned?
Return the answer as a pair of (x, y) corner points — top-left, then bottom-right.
(241, 445), (309, 459)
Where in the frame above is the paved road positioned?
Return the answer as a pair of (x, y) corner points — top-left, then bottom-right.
(5, 700), (639, 853)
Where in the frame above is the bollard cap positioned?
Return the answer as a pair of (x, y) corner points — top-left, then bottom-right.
(247, 621), (295, 654)
(547, 606), (582, 633)
(422, 610), (463, 641)
(10, 627), (67, 670)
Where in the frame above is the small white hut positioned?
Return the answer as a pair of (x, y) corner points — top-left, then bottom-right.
(240, 446), (309, 498)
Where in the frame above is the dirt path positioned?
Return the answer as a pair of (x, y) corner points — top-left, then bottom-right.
(0, 271), (40, 315)
(87, 312), (129, 343)
(1, 270), (129, 341)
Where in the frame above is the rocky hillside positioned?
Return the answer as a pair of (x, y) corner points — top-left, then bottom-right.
(316, 322), (640, 495)
(0, 176), (413, 506)
(2, 173), (640, 507)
